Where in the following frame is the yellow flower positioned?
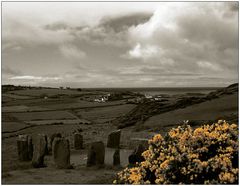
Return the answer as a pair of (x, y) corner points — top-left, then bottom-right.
(160, 160), (170, 169)
(231, 123), (237, 129)
(226, 146), (234, 152)
(152, 134), (163, 142)
(128, 167), (142, 184)
(155, 175), (164, 184)
(189, 153), (199, 159)
(201, 161), (208, 168)
(181, 167), (187, 174)
(169, 130), (177, 138)
(219, 172), (235, 183)
(115, 120), (238, 184)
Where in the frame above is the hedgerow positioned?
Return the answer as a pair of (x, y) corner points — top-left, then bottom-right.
(114, 120), (238, 184)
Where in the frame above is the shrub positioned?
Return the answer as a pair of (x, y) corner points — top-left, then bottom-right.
(114, 120), (238, 184)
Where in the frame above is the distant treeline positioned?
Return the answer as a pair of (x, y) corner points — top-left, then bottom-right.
(2, 85), (55, 93)
(2, 85), (84, 93)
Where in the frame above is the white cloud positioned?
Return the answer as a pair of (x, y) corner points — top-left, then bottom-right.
(128, 3), (184, 40)
(2, 17), (74, 48)
(125, 2), (238, 76)
(59, 45), (86, 59)
(10, 75), (62, 81)
(2, 2), (238, 87)
(139, 77), (154, 82)
(124, 43), (160, 60)
(197, 61), (222, 71)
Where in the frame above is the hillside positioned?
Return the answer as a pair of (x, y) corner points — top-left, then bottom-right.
(115, 83), (238, 129)
(144, 93), (238, 132)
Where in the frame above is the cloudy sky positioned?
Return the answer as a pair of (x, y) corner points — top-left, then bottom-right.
(2, 2), (239, 88)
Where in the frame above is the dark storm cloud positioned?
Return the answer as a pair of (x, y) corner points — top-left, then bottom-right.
(223, 2), (239, 18)
(44, 22), (69, 31)
(42, 12), (152, 48)
(100, 13), (152, 32)
(2, 66), (22, 76)
(228, 1), (239, 12)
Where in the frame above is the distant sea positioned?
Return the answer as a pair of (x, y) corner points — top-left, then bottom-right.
(88, 87), (222, 96)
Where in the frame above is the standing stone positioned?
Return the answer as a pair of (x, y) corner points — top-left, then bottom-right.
(87, 141), (105, 167)
(47, 136), (52, 154)
(52, 138), (71, 169)
(48, 133), (62, 154)
(107, 130), (121, 148)
(17, 135), (30, 161)
(74, 133), (83, 150)
(27, 136), (33, 160)
(113, 149), (120, 166)
(43, 135), (49, 155)
(32, 134), (47, 168)
(50, 133), (62, 144)
(128, 144), (148, 165)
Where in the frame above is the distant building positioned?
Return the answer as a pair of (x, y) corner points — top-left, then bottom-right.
(145, 94), (153, 99)
(136, 97), (142, 103)
(94, 95), (108, 102)
(94, 98), (104, 102)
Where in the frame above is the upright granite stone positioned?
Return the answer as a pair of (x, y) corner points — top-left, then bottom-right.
(113, 149), (120, 166)
(74, 133), (83, 150)
(107, 130), (121, 148)
(50, 133), (62, 144)
(128, 143), (148, 165)
(52, 138), (71, 169)
(48, 133), (62, 154)
(17, 135), (30, 161)
(87, 141), (105, 167)
(43, 135), (49, 155)
(27, 136), (33, 160)
(32, 134), (47, 168)
(47, 136), (52, 154)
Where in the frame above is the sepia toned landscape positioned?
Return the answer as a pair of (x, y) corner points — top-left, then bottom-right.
(1, 1), (239, 185)
(2, 83), (238, 184)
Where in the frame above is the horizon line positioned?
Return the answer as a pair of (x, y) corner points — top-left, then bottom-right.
(2, 84), (232, 89)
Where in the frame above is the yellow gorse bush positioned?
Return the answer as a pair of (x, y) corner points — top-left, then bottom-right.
(114, 120), (238, 184)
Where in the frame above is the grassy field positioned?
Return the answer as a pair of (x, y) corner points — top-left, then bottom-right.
(9, 111), (78, 121)
(7, 89), (107, 97)
(144, 93), (238, 132)
(2, 122), (30, 133)
(43, 100), (125, 110)
(2, 86), (238, 184)
(2, 88), (139, 184)
(76, 104), (136, 123)
(3, 93), (34, 99)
